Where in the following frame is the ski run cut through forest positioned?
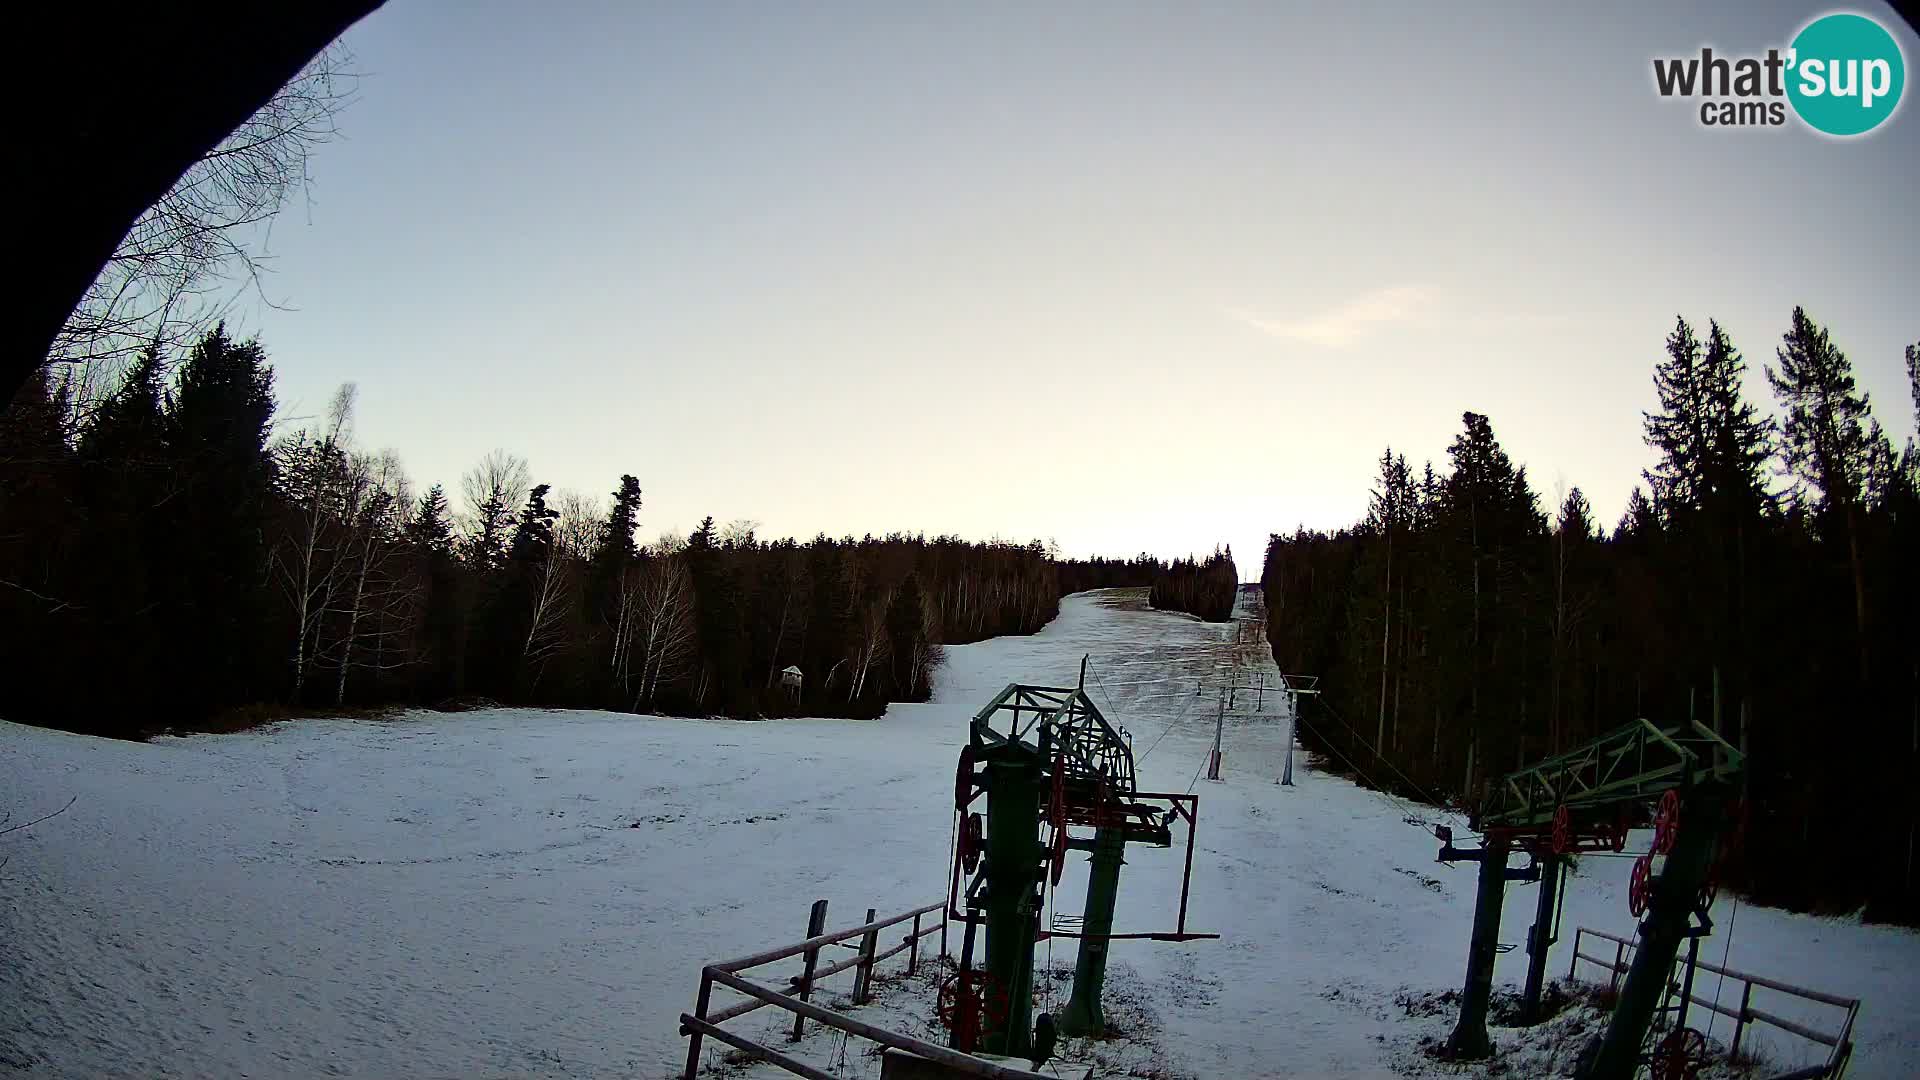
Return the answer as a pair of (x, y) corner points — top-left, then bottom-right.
(1, 589), (1915, 1079)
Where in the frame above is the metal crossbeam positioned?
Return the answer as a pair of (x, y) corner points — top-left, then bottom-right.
(1477, 719), (1744, 829)
(972, 682), (1137, 798)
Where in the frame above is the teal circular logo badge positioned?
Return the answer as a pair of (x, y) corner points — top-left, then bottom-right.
(1787, 13), (1905, 136)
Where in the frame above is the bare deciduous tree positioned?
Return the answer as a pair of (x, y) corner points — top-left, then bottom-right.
(632, 555), (698, 708)
(848, 592), (892, 702)
(270, 384), (356, 700)
(460, 450), (530, 571)
(54, 48), (360, 417)
(329, 449), (417, 704)
(518, 490), (598, 684)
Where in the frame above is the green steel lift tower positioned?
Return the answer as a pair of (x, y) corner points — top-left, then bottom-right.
(1434, 718), (1745, 1080)
(945, 678), (1210, 1058)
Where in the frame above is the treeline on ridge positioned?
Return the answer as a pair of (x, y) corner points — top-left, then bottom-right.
(1263, 308), (1920, 922)
(1148, 548), (1239, 622)
(0, 330), (1223, 738)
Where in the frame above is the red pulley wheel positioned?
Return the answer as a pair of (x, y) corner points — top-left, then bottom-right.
(1628, 853), (1653, 917)
(937, 970), (1009, 1051)
(1552, 805), (1572, 855)
(1651, 1027), (1707, 1080)
(960, 813), (984, 874)
(1653, 790), (1681, 855)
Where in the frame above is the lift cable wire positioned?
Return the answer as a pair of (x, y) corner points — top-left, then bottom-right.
(1288, 709), (1436, 826)
(1304, 693), (1453, 811)
(1184, 745), (1210, 796)
(1705, 893), (1742, 1042)
(1085, 656), (1209, 768)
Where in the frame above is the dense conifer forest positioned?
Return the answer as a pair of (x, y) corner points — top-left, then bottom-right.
(0, 332), (1222, 735)
(1263, 310), (1920, 922)
(1148, 548), (1240, 622)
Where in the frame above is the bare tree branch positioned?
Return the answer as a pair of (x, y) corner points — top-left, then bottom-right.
(0, 795), (76, 837)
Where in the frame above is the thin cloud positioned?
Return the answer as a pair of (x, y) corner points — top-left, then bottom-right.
(1231, 285), (1435, 347)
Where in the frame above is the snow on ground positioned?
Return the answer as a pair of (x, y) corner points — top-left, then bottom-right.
(1, 589), (1915, 1079)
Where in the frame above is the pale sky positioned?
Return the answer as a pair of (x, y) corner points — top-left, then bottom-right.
(237, 2), (1920, 576)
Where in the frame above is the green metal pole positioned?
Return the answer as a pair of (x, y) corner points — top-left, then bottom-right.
(981, 754), (1042, 1058)
(1056, 825), (1126, 1035)
(1582, 787), (1726, 1080)
(1520, 854), (1561, 1024)
(1445, 833), (1511, 1059)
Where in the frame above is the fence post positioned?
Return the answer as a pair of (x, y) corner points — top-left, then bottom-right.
(1730, 981), (1754, 1060)
(908, 911), (922, 976)
(791, 899), (829, 1041)
(853, 906), (879, 1005)
(683, 968), (713, 1080)
(1568, 929), (1581, 981)
(1609, 940), (1626, 997)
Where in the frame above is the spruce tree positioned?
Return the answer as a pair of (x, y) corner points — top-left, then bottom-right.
(1768, 307), (1876, 515)
(598, 475), (643, 565)
(1642, 317), (1773, 706)
(510, 484), (559, 560)
(80, 347), (166, 464)
(406, 485), (455, 556)
(158, 325), (278, 715)
(1439, 412), (1543, 790)
(1768, 308), (1874, 677)
(1698, 320), (1775, 525)
(1644, 317), (1710, 515)
(1616, 487), (1658, 540)
(1903, 343), (1919, 479)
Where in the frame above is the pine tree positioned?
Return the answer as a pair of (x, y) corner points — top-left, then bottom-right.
(1769, 308), (1876, 514)
(1903, 343), (1919, 482)
(406, 485), (455, 556)
(1365, 449), (1414, 754)
(684, 515), (741, 709)
(80, 347), (166, 463)
(1549, 487), (1598, 751)
(158, 325), (278, 715)
(1439, 412), (1544, 790)
(1644, 317), (1711, 515)
(598, 475), (643, 566)
(1768, 307), (1874, 677)
(1642, 317), (1773, 706)
(510, 484), (559, 560)
(1616, 487), (1658, 540)
(1698, 321), (1775, 524)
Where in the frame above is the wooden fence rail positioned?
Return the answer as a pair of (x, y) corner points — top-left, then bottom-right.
(1567, 926), (1860, 1079)
(681, 898), (1061, 1080)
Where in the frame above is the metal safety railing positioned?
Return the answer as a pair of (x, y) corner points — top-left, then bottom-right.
(1568, 926), (1859, 1078)
(679, 898), (1057, 1080)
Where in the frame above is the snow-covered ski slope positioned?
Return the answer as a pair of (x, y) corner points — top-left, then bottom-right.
(1, 589), (1914, 1078)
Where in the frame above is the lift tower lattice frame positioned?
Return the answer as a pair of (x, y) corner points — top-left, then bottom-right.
(949, 677), (1211, 1057)
(1437, 718), (1743, 1079)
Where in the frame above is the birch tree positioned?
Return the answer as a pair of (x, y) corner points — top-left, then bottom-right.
(271, 384), (354, 700)
(633, 555), (698, 708)
(329, 449), (416, 704)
